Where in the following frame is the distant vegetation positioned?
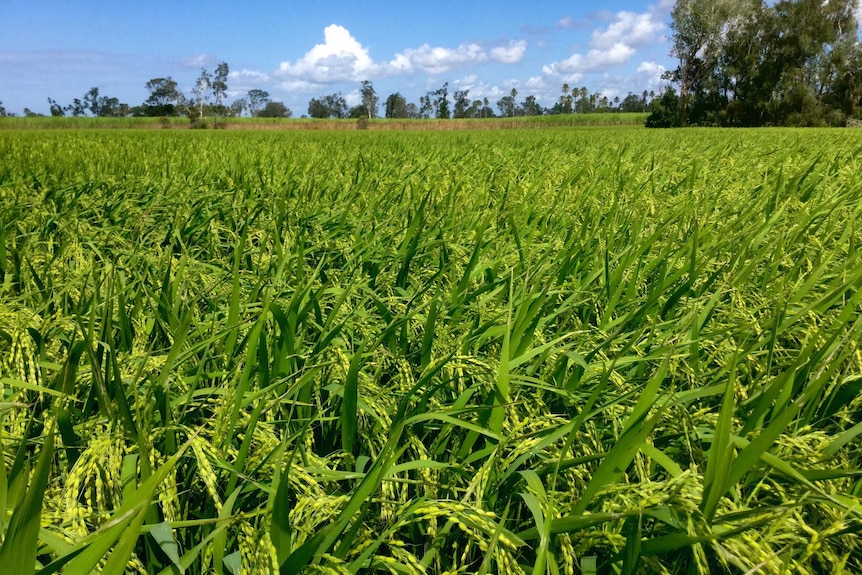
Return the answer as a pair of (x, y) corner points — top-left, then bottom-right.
(0, 113), (650, 130)
(648, 0), (862, 127)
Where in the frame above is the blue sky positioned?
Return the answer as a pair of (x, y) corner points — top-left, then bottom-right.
(1, 0), (681, 115)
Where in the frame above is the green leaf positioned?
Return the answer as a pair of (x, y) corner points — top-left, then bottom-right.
(0, 429), (54, 575)
(342, 343), (364, 456)
(621, 513), (642, 575)
(270, 455), (294, 569)
(150, 522), (183, 573)
(223, 550), (242, 575)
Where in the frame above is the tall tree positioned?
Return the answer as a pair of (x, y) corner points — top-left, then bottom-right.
(230, 97), (247, 117)
(246, 89), (270, 117)
(145, 77), (180, 108)
(359, 81), (379, 119)
(64, 98), (86, 117)
(308, 93), (348, 118)
(419, 94), (433, 118)
(212, 62), (229, 106)
(192, 68), (212, 121)
(662, 0), (861, 126)
(669, 0), (739, 123)
(324, 93), (348, 118)
(434, 82), (450, 119)
(453, 89), (471, 118)
(521, 95), (542, 116)
(560, 83), (573, 113)
(496, 95), (516, 117)
(508, 88), (519, 117)
(308, 98), (328, 119)
(83, 87), (102, 116)
(384, 93), (408, 118)
(210, 62), (229, 126)
(47, 98), (65, 117)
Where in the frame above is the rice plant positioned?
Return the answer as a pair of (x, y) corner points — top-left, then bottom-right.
(0, 127), (860, 574)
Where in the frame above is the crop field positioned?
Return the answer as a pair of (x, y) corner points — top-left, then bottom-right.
(0, 128), (861, 574)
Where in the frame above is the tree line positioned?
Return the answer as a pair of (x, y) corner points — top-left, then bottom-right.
(0, 60), (660, 123)
(0, 63), (294, 125)
(306, 82), (657, 120)
(648, 0), (862, 127)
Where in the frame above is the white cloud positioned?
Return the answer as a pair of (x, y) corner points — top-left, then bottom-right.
(277, 24), (375, 82)
(230, 69), (271, 83)
(248, 24), (530, 92)
(277, 80), (326, 93)
(586, 43), (637, 68)
(525, 76), (547, 90)
(591, 11), (664, 49)
(636, 61), (667, 91)
(388, 42), (487, 74)
(453, 74), (479, 90)
(558, 16), (574, 29)
(180, 54), (211, 68)
(542, 10), (664, 79)
(490, 40), (527, 64)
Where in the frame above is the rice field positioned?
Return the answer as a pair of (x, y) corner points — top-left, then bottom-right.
(0, 127), (860, 574)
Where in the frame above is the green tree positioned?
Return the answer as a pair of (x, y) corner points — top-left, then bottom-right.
(64, 98), (85, 117)
(308, 98), (328, 118)
(192, 68), (212, 123)
(496, 95), (516, 117)
(646, 87), (682, 127)
(47, 98), (65, 117)
(257, 101), (291, 118)
(359, 81), (378, 119)
(384, 93), (408, 118)
(144, 77), (180, 115)
(419, 94), (433, 118)
(669, 0), (738, 123)
(308, 94), (347, 118)
(434, 82), (450, 119)
(560, 83), (573, 113)
(0, 101), (5, 116)
(509, 88), (518, 116)
(211, 62), (229, 126)
(230, 97), (247, 117)
(453, 89), (471, 118)
(246, 89), (270, 117)
(324, 93), (348, 118)
(667, 0), (861, 126)
(521, 95), (542, 116)
(83, 87), (102, 116)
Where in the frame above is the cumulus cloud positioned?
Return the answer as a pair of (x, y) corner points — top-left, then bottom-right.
(388, 43), (486, 74)
(543, 42), (636, 76)
(272, 24), (526, 83)
(277, 80), (326, 93)
(543, 10), (664, 79)
(590, 11), (664, 49)
(230, 69), (271, 83)
(636, 61), (668, 91)
(490, 40), (527, 64)
(277, 24), (375, 82)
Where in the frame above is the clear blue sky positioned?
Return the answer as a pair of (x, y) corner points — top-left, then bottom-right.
(1, 0), (681, 115)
